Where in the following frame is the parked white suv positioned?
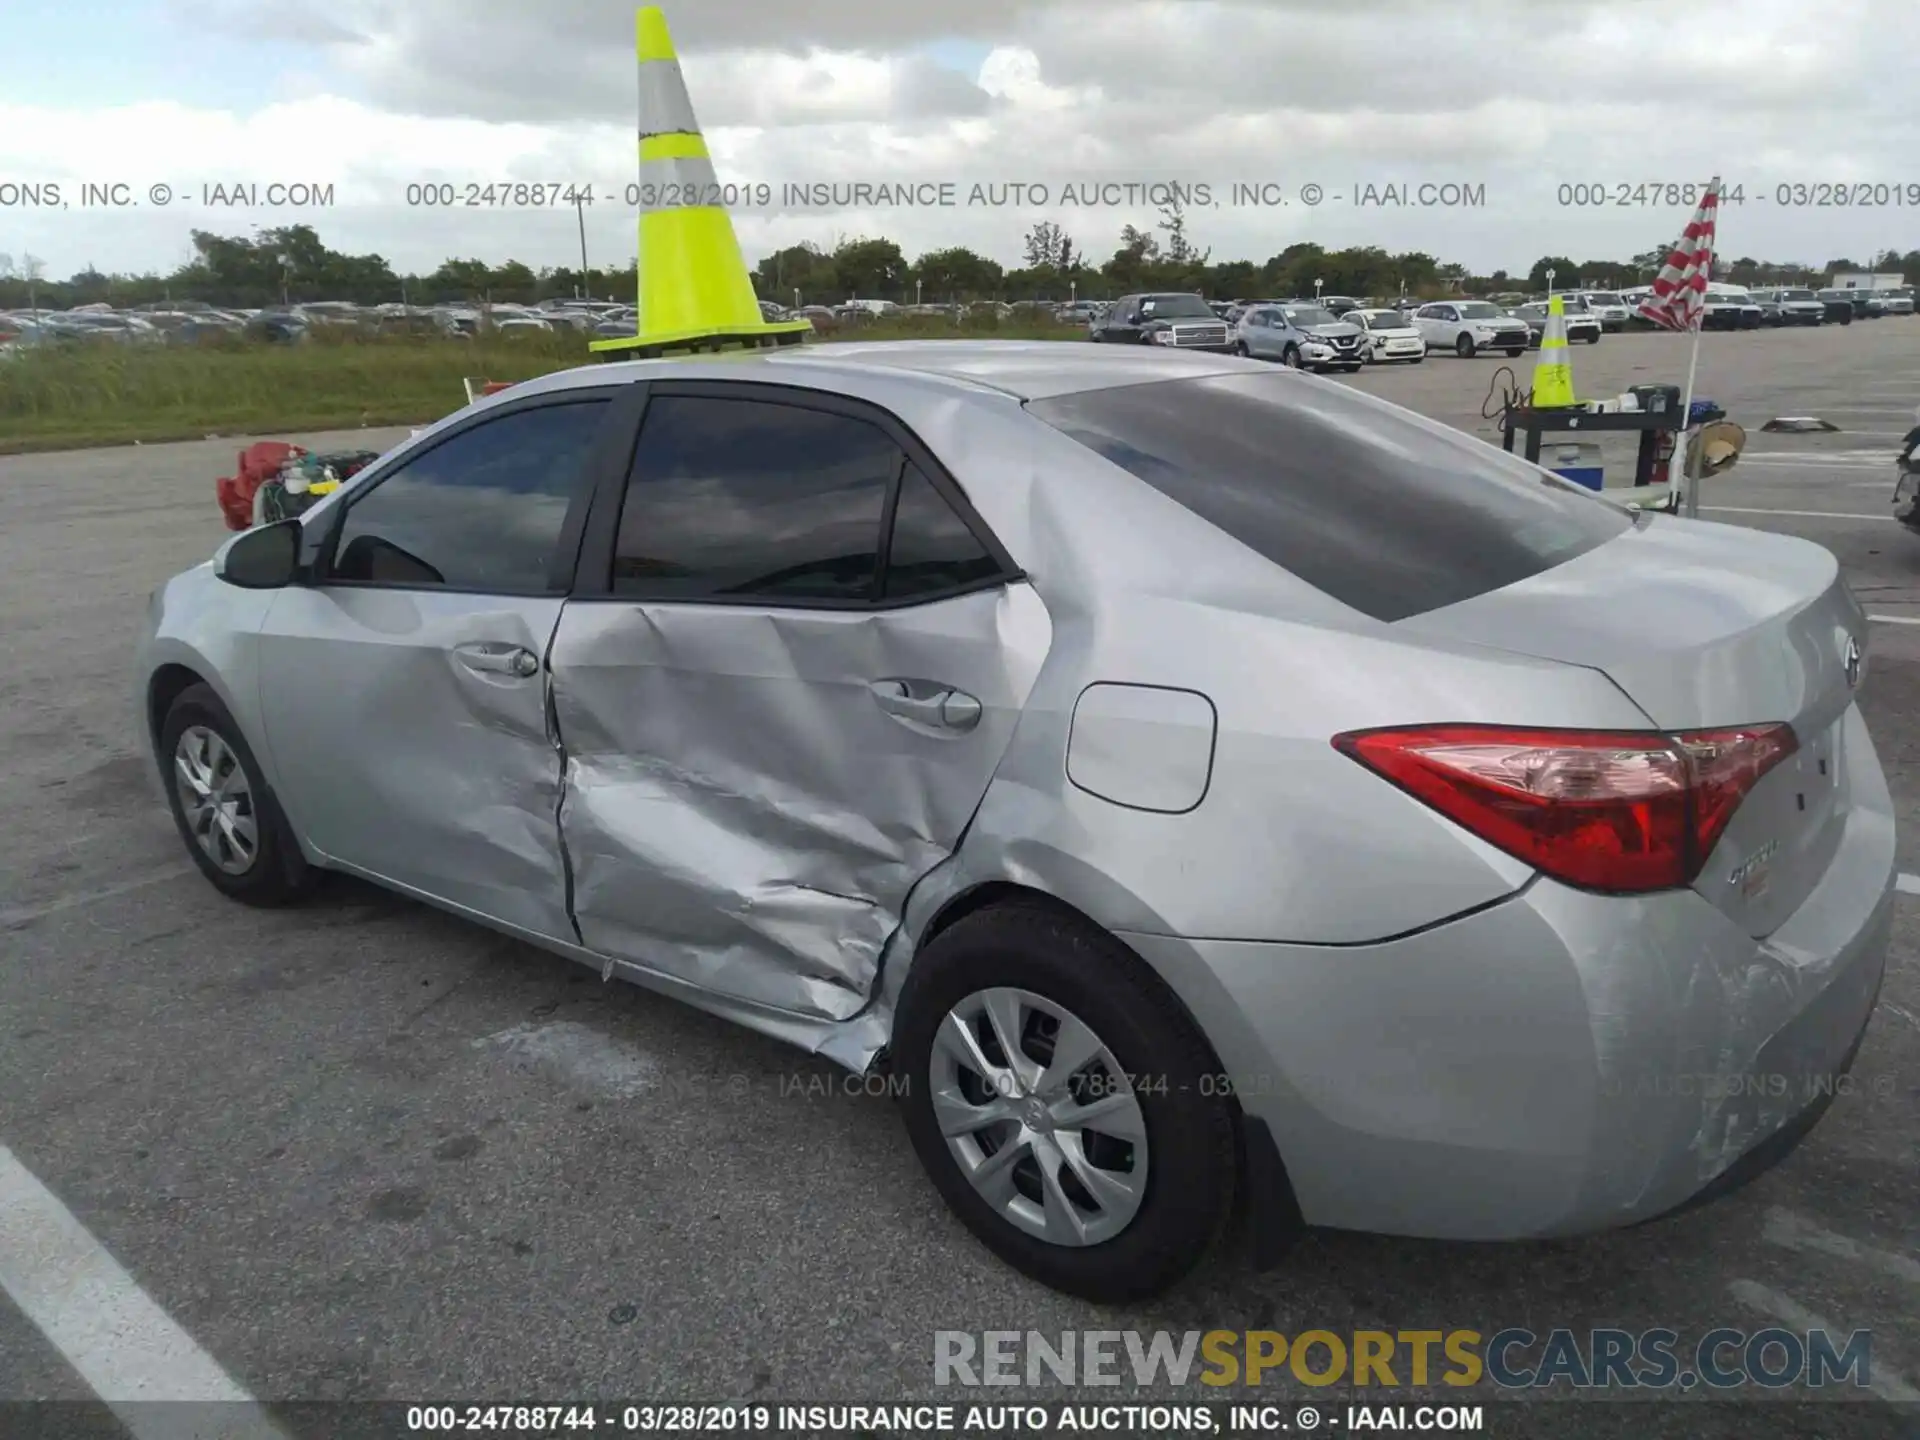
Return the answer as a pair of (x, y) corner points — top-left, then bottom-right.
(1413, 300), (1530, 358)
(1579, 292), (1631, 332)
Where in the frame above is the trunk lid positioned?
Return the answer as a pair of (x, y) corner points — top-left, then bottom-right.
(1396, 517), (1867, 936)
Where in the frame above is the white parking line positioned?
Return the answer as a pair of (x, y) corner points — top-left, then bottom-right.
(1727, 1281), (1920, 1403)
(0, 864), (195, 930)
(476, 1020), (662, 1098)
(0, 1145), (291, 1438)
(1763, 1208), (1920, 1286)
(1898, 874), (1920, 896)
(1869, 615), (1920, 626)
(1700, 506), (1894, 521)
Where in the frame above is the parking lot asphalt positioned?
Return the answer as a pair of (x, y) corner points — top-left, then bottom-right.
(1, 324), (1918, 1438)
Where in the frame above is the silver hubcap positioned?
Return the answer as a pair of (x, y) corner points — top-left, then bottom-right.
(930, 987), (1149, 1247)
(173, 725), (257, 875)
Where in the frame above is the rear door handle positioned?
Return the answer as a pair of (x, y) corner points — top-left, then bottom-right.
(455, 643), (540, 677)
(870, 679), (982, 732)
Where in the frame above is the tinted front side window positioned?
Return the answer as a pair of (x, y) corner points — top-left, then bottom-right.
(330, 399), (609, 591)
(612, 395), (898, 601)
(1028, 373), (1629, 622)
(885, 462), (1001, 600)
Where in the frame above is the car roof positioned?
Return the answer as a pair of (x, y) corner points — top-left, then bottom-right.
(502, 339), (1254, 403)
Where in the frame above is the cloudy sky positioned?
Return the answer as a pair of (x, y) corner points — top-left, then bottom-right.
(3, 0), (1916, 282)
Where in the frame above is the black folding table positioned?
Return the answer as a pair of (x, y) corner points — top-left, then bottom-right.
(1499, 405), (1676, 489)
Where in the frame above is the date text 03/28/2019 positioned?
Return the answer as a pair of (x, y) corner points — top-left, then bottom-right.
(400, 1402), (1488, 1433)
(1557, 181), (1920, 207)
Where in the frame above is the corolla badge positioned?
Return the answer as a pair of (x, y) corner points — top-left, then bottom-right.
(1730, 838), (1780, 897)
(1845, 636), (1861, 690)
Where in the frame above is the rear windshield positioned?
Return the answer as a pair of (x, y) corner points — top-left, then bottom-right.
(1027, 373), (1630, 622)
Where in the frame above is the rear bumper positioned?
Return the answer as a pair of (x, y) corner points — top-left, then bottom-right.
(1122, 714), (1896, 1241)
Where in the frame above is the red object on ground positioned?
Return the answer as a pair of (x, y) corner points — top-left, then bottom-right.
(216, 441), (305, 530)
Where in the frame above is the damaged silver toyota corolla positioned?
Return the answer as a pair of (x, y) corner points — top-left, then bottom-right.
(138, 341), (1895, 1303)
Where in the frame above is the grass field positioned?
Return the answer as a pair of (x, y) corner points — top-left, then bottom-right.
(0, 317), (1082, 453)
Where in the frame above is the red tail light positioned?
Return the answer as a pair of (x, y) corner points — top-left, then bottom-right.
(1333, 723), (1797, 893)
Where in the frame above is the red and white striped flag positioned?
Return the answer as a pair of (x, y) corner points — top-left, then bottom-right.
(1636, 179), (1720, 331)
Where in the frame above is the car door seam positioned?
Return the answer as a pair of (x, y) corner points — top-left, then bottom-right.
(542, 616), (586, 948)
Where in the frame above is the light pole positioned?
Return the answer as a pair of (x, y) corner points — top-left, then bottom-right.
(1070, 280), (1077, 304)
(1546, 268), (1556, 296)
(575, 195), (589, 297)
(792, 287), (800, 310)
(916, 279), (923, 306)
(1314, 277), (1324, 300)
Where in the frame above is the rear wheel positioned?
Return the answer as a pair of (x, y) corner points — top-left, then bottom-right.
(895, 903), (1241, 1303)
(159, 683), (312, 906)
(1234, 339), (1251, 357)
(1455, 333), (1476, 358)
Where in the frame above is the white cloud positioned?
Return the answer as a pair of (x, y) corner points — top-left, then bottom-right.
(5, 0), (1916, 279)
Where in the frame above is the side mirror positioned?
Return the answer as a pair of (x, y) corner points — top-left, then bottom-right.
(214, 518), (300, 588)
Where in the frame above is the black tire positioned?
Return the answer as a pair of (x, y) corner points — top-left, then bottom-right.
(1339, 364), (1362, 373)
(1409, 355), (1424, 364)
(158, 682), (313, 906)
(894, 903), (1240, 1303)
(1280, 345), (1301, 368)
(1455, 333), (1476, 358)
(1506, 347), (1525, 358)
(1234, 339), (1251, 357)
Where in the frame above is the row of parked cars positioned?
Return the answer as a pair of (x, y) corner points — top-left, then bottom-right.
(0, 298), (654, 353)
(1079, 281), (1916, 372)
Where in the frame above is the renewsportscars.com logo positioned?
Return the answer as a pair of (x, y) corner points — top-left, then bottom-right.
(934, 1328), (1877, 1392)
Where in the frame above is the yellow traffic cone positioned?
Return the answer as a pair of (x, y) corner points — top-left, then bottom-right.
(1531, 294), (1577, 408)
(590, 7), (811, 358)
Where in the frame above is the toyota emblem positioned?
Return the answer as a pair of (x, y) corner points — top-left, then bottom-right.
(1845, 637), (1861, 690)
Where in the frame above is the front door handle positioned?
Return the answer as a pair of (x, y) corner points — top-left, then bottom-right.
(455, 643), (540, 677)
(870, 679), (982, 733)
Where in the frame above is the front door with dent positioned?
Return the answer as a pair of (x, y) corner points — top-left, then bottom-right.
(549, 383), (1049, 1021)
(257, 392), (627, 940)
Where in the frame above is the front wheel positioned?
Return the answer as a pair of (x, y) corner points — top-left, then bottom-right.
(1234, 339), (1251, 357)
(1455, 333), (1476, 358)
(159, 683), (313, 906)
(1506, 348), (1525, 357)
(1281, 345), (1301, 368)
(894, 903), (1244, 1302)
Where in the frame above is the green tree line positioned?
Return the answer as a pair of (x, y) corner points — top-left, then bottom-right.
(1, 215), (1914, 311)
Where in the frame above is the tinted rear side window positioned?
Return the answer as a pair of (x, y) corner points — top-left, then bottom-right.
(1028, 372), (1629, 622)
(612, 395), (898, 601)
(884, 462), (1002, 600)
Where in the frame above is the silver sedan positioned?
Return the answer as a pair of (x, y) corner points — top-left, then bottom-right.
(139, 342), (1895, 1303)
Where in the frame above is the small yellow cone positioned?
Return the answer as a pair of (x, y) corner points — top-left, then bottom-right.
(1531, 294), (1577, 408)
(591, 7), (811, 357)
